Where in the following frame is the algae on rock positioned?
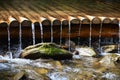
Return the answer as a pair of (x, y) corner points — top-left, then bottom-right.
(20, 43), (72, 60)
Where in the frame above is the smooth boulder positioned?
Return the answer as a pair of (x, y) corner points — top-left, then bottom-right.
(75, 47), (96, 57)
(101, 45), (118, 53)
(20, 43), (72, 60)
(99, 54), (120, 68)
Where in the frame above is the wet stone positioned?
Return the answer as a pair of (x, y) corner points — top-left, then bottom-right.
(75, 47), (96, 57)
(12, 71), (25, 80)
(34, 68), (48, 75)
(20, 43), (73, 60)
(99, 53), (120, 68)
(0, 60), (8, 63)
(23, 69), (49, 80)
(101, 44), (118, 53)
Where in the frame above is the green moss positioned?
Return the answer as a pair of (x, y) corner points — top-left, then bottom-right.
(38, 43), (66, 56)
(21, 43), (72, 60)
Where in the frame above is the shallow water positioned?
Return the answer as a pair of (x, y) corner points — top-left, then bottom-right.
(0, 55), (120, 80)
(0, 37), (119, 80)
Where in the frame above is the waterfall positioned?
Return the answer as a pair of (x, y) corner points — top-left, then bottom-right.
(89, 21), (92, 47)
(60, 21), (63, 45)
(14, 23), (22, 58)
(78, 21), (82, 46)
(31, 23), (35, 45)
(118, 21), (120, 54)
(39, 22), (44, 43)
(7, 25), (10, 52)
(7, 25), (12, 59)
(98, 22), (103, 53)
(68, 21), (71, 51)
(19, 23), (22, 51)
(51, 22), (53, 43)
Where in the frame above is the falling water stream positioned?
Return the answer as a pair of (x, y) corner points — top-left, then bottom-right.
(51, 22), (53, 43)
(15, 23), (22, 57)
(7, 26), (10, 52)
(98, 22), (103, 53)
(39, 22), (44, 43)
(7, 25), (12, 59)
(118, 21), (120, 54)
(78, 21), (82, 46)
(68, 21), (71, 51)
(19, 23), (22, 51)
(89, 21), (92, 47)
(60, 21), (63, 45)
(32, 23), (35, 45)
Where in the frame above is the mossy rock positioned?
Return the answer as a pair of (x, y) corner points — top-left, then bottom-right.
(20, 43), (72, 60)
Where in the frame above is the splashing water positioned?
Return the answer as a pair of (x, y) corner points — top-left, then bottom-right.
(60, 21), (63, 45)
(68, 21), (71, 51)
(39, 22), (44, 43)
(47, 72), (69, 80)
(7, 25), (12, 59)
(51, 22), (53, 43)
(89, 21), (92, 47)
(31, 23), (35, 45)
(98, 22), (103, 53)
(78, 21), (82, 46)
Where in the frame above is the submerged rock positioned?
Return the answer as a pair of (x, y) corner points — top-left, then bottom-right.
(12, 71), (25, 80)
(99, 54), (120, 68)
(20, 43), (72, 60)
(0, 60), (8, 63)
(34, 68), (48, 75)
(19, 69), (49, 80)
(75, 47), (96, 57)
